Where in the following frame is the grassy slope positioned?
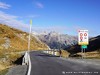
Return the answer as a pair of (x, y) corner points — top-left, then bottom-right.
(0, 24), (48, 51)
(0, 68), (8, 75)
(65, 35), (100, 58)
(0, 24), (49, 73)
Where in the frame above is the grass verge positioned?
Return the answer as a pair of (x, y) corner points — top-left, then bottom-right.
(0, 68), (8, 75)
(0, 51), (23, 75)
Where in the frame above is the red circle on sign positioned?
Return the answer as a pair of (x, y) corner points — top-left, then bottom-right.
(80, 33), (83, 36)
(84, 33), (87, 36)
(80, 37), (83, 39)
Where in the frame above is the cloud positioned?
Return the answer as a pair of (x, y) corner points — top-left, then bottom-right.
(0, 11), (17, 19)
(18, 14), (40, 19)
(27, 15), (40, 18)
(0, 2), (11, 9)
(35, 2), (44, 8)
(32, 25), (94, 36)
(31, 25), (70, 34)
(0, 11), (85, 36)
(0, 11), (29, 31)
(0, 11), (82, 34)
(0, 11), (87, 36)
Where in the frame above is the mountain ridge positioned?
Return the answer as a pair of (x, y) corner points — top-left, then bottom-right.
(34, 31), (78, 49)
(66, 35), (100, 54)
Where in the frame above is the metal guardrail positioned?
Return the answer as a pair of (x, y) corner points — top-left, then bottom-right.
(22, 50), (60, 75)
(22, 52), (31, 75)
(43, 50), (60, 56)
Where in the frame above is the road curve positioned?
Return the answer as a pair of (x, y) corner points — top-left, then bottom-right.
(30, 51), (100, 75)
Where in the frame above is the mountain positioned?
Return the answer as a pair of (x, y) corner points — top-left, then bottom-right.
(34, 31), (78, 49)
(66, 35), (100, 54)
(0, 24), (49, 51)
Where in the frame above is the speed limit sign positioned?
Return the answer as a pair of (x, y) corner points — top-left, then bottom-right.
(78, 30), (89, 45)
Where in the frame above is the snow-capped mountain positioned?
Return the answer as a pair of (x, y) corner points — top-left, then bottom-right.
(33, 31), (78, 49)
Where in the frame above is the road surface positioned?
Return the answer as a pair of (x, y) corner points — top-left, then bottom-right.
(30, 51), (100, 75)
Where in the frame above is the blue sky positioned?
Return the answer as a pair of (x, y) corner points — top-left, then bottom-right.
(0, 0), (100, 36)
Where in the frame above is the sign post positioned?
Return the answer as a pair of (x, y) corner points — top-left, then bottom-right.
(78, 30), (89, 59)
(28, 20), (32, 52)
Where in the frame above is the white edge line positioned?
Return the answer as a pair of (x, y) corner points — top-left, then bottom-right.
(27, 53), (32, 75)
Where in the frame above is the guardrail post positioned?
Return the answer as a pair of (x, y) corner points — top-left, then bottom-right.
(22, 52), (31, 75)
(22, 52), (28, 65)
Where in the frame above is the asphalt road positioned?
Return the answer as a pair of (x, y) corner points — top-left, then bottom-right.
(30, 51), (100, 75)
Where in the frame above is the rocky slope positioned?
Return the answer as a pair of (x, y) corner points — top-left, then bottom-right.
(34, 31), (77, 49)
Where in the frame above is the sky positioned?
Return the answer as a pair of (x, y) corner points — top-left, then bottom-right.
(0, 0), (100, 36)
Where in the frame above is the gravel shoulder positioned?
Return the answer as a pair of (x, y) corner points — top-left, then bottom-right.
(6, 65), (27, 75)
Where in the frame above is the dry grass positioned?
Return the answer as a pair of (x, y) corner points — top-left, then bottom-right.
(0, 68), (8, 75)
(0, 24), (49, 74)
(77, 51), (100, 58)
(49, 50), (70, 57)
(0, 64), (6, 71)
(61, 50), (70, 58)
(0, 39), (5, 44)
(0, 51), (22, 74)
(0, 24), (48, 51)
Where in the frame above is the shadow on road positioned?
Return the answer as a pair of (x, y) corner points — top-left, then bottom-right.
(36, 54), (60, 57)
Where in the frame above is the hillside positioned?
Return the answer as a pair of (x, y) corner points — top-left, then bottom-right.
(34, 31), (77, 49)
(66, 35), (100, 53)
(65, 35), (100, 58)
(0, 24), (49, 51)
(0, 24), (49, 71)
